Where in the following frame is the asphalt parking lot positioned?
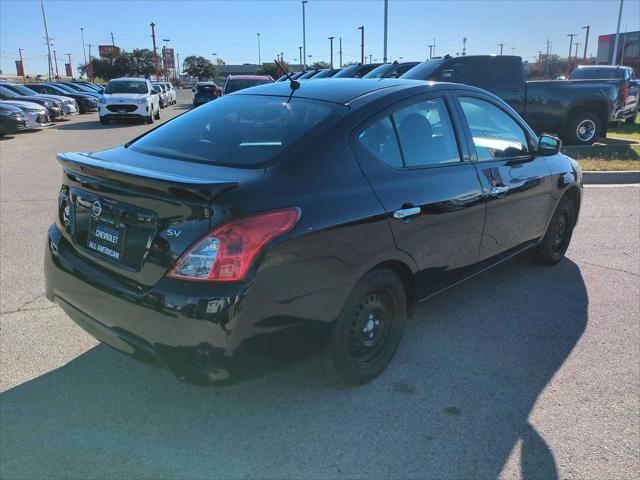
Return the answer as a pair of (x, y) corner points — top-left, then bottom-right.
(0, 89), (638, 480)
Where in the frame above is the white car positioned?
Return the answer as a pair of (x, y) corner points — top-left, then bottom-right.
(0, 99), (51, 128)
(160, 82), (177, 105)
(98, 78), (160, 125)
(152, 83), (170, 108)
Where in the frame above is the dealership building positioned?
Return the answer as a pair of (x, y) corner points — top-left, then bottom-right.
(597, 30), (639, 73)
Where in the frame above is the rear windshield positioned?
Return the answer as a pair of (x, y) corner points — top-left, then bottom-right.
(196, 84), (218, 93)
(225, 79), (272, 93)
(363, 64), (396, 79)
(129, 95), (344, 167)
(569, 68), (625, 80)
(105, 81), (149, 94)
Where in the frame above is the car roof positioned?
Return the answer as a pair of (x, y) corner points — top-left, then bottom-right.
(109, 77), (149, 82)
(227, 75), (271, 80)
(233, 78), (466, 105)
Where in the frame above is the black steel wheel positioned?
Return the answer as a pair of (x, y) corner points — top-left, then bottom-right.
(322, 268), (406, 385)
(532, 196), (576, 265)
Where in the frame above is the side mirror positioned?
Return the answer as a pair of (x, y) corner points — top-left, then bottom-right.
(440, 69), (456, 81)
(538, 134), (561, 156)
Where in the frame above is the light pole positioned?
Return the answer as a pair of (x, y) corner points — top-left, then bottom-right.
(339, 37), (342, 67)
(566, 33), (576, 76)
(358, 26), (364, 64)
(511, 47), (516, 56)
(212, 52), (218, 64)
(328, 36), (334, 68)
(162, 38), (170, 80)
(257, 33), (261, 65)
(80, 27), (87, 66)
(302, 1), (308, 69)
(582, 26), (590, 64)
(383, 0), (388, 63)
(574, 42), (581, 60)
(52, 49), (60, 79)
(18, 48), (25, 83)
(298, 46), (303, 70)
(611, 0), (624, 65)
(40, 0), (53, 81)
(498, 43), (504, 55)
(428, 45), (433, 59)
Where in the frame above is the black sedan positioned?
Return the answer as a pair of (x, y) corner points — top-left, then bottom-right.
(26, 83), (98, 113)
(0, 103), (28, 136)
(45, 79), (581, 385)
(0, 85), (64, 119)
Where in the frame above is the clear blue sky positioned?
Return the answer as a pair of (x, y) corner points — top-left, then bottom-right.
(1, 0), (639, 75)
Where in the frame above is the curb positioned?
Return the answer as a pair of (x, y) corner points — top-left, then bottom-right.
(583, 170), (640, 185)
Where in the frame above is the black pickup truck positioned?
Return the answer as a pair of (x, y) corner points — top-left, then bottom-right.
(402, 55), (640, 145)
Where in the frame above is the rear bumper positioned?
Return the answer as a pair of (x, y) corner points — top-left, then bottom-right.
(45, 224), (334, 384)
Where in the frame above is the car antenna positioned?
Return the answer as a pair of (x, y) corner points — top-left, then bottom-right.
(274, 58), (300, 103)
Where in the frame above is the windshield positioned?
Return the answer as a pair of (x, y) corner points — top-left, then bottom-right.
(196, 84), (217, 93)
(153, 84), (165, 91)
(225, 79), (272, 93)
(332, 65), (361, 78)
(569, 68), (625, 80)
(311, 69), (337, 79)
(363, 64), (395, 79)
(129, 95), (344, 167)
(4, 84), (38, 96)
(0, 85), (19, 97)
(105, 80), (149, 94)
(399, 59), (446, 80)
(49, 84), (76, 93)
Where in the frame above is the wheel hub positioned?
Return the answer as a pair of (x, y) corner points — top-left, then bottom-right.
(348, 293), (393, 366)
(576, 119), (596, 142)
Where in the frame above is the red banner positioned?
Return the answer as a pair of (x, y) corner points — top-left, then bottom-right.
(98, 45), (120, 57)
(15, 60), (24, 77)
(65, 63), (72, 77)
(162, 48), (175, 69)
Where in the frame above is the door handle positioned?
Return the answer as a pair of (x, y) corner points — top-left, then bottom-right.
(393, 206), (421, 219)
(490, 185), (509, 196)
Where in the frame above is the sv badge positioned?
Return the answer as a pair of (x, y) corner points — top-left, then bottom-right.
(167, 229), (182, 238)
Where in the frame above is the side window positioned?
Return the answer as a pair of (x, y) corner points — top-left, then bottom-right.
(393, 98), (461, 166)
(357, 116), (403, 168)
(459, 96), (529, 161)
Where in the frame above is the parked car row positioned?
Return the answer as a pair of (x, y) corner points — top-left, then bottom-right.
(0, 80), (105, 137)
(191, 75), (274, 107)
(274, 56), (639, 144)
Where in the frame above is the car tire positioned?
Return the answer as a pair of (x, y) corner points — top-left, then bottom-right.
(99, 117), (109, 125)
(154, 106), (160, 120)
(146, 113), (154, 124)
(563, 111), (601, 145)
(532, 196), (576, 265)
(321, 268), (407, 385)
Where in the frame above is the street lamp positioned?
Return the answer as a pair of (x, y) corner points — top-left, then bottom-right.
(257, 33), (261, 65)
(212, 52), (218, 64)
(302, 1), (308, 69)
(162, 38), (170, 80)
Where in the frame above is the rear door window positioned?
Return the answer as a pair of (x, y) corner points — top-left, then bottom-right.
(357, 116), (403, 168)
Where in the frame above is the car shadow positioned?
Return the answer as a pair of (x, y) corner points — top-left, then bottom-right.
(0, 256), (587, 479)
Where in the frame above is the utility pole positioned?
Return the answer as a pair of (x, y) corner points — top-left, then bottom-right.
(358, 26), (364, 64)
(110, 31), (115, 47)
(66, 52), (72, 78)
(40, 0), (53, 81)
(369, 54), (372, 64)
(582, 25), (590, 64)
(18, 48), (26, 83)
(383, 0), (388, 63)
(566, 33), (576, 76)
(462, 37), (467, 56)
(298, 46), (303, 70)
(428, 45), (433, 59)
(545, 37), (551, 78)
(53, 50), (60, 79)
(339, 38), (342, 67)
(87, 43), (94, 80)
(498, 43), (504, 55)
(620, 24), (628, 65)
(432, 38), (436, 57)
(611, 0), (624, 65)
(257, 33), (261, 65)
(80, 27), (87, 66)
(162, 38), (170, 80)
(150, 22), (159, 80)
(511, 47), (516, 56)
(176, 53), (180, 77)
(302, 1), (308, 69)
(574, 42), (581, 60)
(328, 36), (334, 68)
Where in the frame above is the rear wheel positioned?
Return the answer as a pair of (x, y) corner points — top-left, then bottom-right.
(99, 117), (109, 125)
(532, 196), (576, 265)
(321, 268), (406, 385)
(154, 105), (161, 120)
(563, 111), (601, 145)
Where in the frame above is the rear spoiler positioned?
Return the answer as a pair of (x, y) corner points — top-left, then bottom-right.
(57, 152), (240, 202)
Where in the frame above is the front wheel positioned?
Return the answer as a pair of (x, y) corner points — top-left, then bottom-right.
(99, 117), (109, 125)
(532, 196), (576, 265)
(321, 268), (407, 385)
(563, 111), (601, 145)
(154, 105), (160, 120)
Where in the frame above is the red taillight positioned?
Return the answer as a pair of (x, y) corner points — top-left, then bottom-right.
(620, 84), (629, 103)
(168, 208), (300, 282)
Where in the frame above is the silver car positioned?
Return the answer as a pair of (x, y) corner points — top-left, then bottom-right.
(152, 83), (170, 108)
(2, 83), (79, 115)
(0, 99), (51, 128)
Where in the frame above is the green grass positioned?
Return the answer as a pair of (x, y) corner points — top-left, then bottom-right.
(608, 115), (640, 142)
(576, 158), (640, 171)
